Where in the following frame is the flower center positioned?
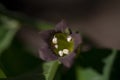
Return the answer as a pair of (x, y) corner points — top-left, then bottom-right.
(51, 33), (74, 57)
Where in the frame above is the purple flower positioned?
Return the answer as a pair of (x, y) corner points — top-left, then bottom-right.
(39, 21), (82, 68)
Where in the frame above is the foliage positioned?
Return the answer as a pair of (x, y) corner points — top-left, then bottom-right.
(0, 5), (119, 80)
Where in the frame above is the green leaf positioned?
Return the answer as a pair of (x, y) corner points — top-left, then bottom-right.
(43, 60), (60, 80)
(0, 15), (19, 55)
(0, 15), (19, 78)
(102, 49), (117, 80)
(76, 49), (117, 80)
(36, 21), (54, 30)
(0, 67), (6, 78)
(0, 40), (42, 77)
(76, 67), (102, 80)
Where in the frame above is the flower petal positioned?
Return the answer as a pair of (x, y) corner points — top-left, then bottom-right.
(38, 41), (58, 61)
(71, 32), (82, 49)
(59, 52), (76, 68)
(39, 30), (54, 42)
(55, 20), (68, 32)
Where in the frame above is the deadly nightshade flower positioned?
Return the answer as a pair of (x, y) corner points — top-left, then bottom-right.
(39, 21), (82, 68)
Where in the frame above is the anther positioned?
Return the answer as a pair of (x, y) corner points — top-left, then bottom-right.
(55, 44), (58, 49)
(67, 36), (72, 42)
(58, 50), (63, 56)
(63, 49), (69, 54)
(52, 36), (57, 44)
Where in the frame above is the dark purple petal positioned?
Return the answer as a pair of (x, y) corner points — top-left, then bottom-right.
(59, 52), (76, 68)
(71, 32), (82, 49)
(39, 30), (55, 42)
(38, 41), (58, 61)
(55, 20), (68, 32)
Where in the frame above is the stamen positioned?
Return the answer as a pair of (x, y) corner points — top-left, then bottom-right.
(63, 49), (69, 54)
(58, 50), (63, 56)
(55, 44), (58, 49)
(51, 33), (74, 57)
(67, 36), (72, 42)
(52, 36), (57, 44)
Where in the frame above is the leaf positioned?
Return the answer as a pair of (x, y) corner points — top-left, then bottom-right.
(0, 15), (19, 55)
(102, 49), (117, 80)
(0, 38), (47, 80)
(76, 67), (102, 80)
(0, 39), (43, 77)
(76, 49), (117, 80)
(0, 15), (19, 78)
(0, 68), (6, 78)
(43, 60), (60, 80)
(36, 21), (54, 30)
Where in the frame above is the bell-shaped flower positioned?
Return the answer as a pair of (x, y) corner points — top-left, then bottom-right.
(39, 21), (82, 68)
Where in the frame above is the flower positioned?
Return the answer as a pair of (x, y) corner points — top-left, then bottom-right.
(38, 21), (82, 68)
